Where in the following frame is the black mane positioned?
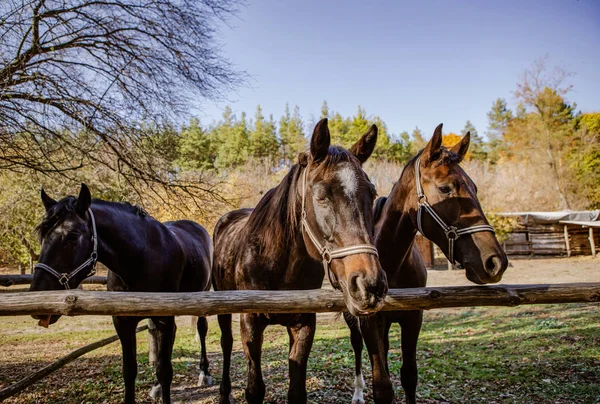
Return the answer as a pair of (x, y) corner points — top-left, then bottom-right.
(37, 197), (148, 241)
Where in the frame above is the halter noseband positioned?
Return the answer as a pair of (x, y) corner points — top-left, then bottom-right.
(300, 167), (379, 289)
(414, 155), (495, 266)
(34, 209), (98, 290)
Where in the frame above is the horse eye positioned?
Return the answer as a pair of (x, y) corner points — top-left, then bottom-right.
(65, 232), (80, 243)
(315, 194), (328, 203)
(438, 185), (452, 194)
(313, 188), (328, 203)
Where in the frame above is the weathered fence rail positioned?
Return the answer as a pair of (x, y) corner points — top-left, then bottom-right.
(1, 283), (598, 317)
(0, 274), (108, 287)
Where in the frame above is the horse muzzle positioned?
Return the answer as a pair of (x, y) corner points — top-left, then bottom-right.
(31, 314), (61, 328)
(343, 271), (388, 316)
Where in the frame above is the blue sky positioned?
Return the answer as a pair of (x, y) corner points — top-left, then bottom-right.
(196, 0), (600, 140)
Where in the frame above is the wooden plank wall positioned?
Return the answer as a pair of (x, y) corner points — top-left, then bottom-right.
(503, 223), (599, 257)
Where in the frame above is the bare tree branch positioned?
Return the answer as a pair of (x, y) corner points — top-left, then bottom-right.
(0, 0), (245, 208)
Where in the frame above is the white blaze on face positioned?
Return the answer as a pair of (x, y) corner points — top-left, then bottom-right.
(54, 222), (72, 237)
(337, 164), (358, 198)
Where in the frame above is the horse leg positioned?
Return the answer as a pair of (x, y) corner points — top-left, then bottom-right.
(148, 318), (159, 366)
(287, 313), (316, 404)
(361, 314), (395, 404)
(399, 310), (423, 404)
(240, 313), (267, 404)
(150, 316), (177, 404)
(217, 314), (233, 404)
(344, 312), (366, 404)
(196, 316), (213, 386)
(113, 316), (140, 404)
(384, 319), (392, 377)
(148, 318), (162, 400)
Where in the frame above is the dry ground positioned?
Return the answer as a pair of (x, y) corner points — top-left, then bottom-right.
(0, 256), (598, 403)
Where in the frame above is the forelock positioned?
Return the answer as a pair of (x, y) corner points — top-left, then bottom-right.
(434, 147), (461, 167)
(36, 197), (77, 241)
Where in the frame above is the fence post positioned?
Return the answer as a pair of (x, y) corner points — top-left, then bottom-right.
(564, 225), (571, 257)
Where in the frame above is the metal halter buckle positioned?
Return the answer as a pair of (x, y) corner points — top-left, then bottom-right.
(445, 227), (459, 240)
(417, 194), (428, 205)
(58, 274), (69, 285)
(322, 248), (332, 264)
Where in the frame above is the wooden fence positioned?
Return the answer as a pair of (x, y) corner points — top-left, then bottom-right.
(1, 283), (599, 317)
(1, 282), (598, 401)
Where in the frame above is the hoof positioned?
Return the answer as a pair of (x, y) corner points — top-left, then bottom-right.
(351, 399), (365, 404)
(149, 384), (162, 401)
(219, 394), (236, 404)
(197, 370), (213, 387)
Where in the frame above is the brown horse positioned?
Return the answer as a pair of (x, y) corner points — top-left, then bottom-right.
(212, 118), (389, 404)
(346, 124), (508, 404)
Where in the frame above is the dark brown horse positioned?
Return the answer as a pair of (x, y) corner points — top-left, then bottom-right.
(346, 124), (508, 404)
(212, 118), (389, 404)
(29, 185), (213, 404)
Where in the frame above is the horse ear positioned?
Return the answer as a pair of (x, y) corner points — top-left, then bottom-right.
(41, 188), (57, 211)
(310, 118), (330, 163)
(75, 183), (92, 216)
(451, 131), (470, 162)
(350, 124), (378, 164)
(422, 123), (443, 164)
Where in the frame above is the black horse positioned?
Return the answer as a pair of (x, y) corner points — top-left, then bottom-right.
(29, 184), (213, 404)
(212, 118), (389, 404)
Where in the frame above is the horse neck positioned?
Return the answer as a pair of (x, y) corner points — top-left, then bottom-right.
(247, 165), (304, 263)
(374, 160), (419, 273)
(91, 202), (147, 280)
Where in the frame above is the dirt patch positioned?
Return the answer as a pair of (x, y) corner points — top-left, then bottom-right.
(427, 255), (600, 286)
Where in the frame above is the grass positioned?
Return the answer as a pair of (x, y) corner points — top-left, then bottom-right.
(1, 303), (598, 403)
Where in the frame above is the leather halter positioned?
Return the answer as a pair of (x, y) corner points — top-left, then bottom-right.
(34, 209), (98, 289)
(300, 167), (379, 289)
(414, 155), (495, 265)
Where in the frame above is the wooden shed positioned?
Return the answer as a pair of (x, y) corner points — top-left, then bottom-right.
(499, 211), (600, 258)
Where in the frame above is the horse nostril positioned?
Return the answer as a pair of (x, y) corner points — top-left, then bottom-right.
(348, 273), (368, 300)
(484, 255), (505, 276)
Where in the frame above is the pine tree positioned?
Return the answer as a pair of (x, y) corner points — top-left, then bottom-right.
(177, 117), (214, 170)
(213, 109), (250, 169)
(328, 111), (349, 147)
(388, 130), (413, 164)
(249, 105), (279, 162)
(320, 100), (330, 119)
(279, 104), (306, 164)
(487, 98), (513, 141)
(461, 120), (486, 160)
(485, 99), (514, 164)
(411, 126), (426, 154)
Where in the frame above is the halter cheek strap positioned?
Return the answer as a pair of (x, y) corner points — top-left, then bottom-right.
(300, 168), (379, 289)
(414, 156), (495, 265)
(34, 209), (98, 290)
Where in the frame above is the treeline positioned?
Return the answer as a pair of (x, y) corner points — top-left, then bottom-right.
(2, 63), (600, 270)
(147, 101), (493, 173)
